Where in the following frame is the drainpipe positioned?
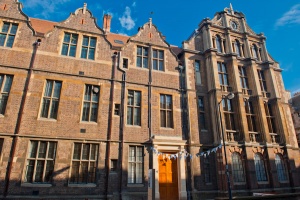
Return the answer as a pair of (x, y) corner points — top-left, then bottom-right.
(105, 52), (118, 198)
(148, 46), (153, 169)
(4, 39), (41, 197)
(117, 52), (126, 199)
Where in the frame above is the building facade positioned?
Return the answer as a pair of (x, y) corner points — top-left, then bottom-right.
(0, 1), (299, 199)
(289, 93), (300, 147)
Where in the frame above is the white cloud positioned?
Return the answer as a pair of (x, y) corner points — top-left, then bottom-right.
(118, 7), (135, 31)
(22, 0), (70, 18)
(275, 4), (300, 27)
(132, 2), (136, 7)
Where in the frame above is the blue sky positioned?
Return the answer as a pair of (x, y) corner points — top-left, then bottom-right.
(18, 0), (300, 95)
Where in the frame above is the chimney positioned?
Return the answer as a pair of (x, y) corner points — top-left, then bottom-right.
(103, 14), (112, 33)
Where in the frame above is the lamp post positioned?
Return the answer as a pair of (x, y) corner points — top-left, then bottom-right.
(218, 92), (234, 200)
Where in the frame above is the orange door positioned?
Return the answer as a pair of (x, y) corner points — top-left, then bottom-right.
(159, 154), (179, 200)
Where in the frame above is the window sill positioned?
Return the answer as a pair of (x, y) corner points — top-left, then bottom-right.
(279, 181), (289, 184)
(68, 183), (96, 187)
(233, 182), (246, 185)
(38, 118), (57, 122)
(205, 182), (212, 185)
(127, 184), (144, 187)
(257, 181), (269, 184)
(201, 129), (208, 132)
(160, 127), (174, 130)
(21, 183), (52, 187)
(125, 125), (142, 128)
(80, 121), (98, 125)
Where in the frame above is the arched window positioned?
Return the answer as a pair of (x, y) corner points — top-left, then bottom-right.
(234, 40), (241, 57)
(251, 44), (258, 59)
(254, 154), (267, 181)
(216, 35), (222, 53)
(275, 154), (288, 182)
(232, 152), (245, 182)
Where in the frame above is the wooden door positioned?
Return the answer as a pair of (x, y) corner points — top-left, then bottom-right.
(159, 155), (179, 200)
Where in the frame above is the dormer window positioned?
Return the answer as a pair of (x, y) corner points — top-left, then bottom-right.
(61, 32), (78, 57)
(0, 22), (18, 48)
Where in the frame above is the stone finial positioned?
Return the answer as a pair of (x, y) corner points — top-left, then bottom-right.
(83, 3), (87, 14)
(149, 18), (152, 28)
(229, 3), (234, 15)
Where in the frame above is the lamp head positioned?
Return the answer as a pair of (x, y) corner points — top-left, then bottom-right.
(227, 92), (235, 100)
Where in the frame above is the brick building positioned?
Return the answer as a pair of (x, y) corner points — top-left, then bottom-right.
(289, 93), (300, 147)
(0, 1), (299, 199)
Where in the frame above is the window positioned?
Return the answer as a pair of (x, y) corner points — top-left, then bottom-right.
(136, 46), (148, 68)
(61, 32), (78, 57)
(160, 94), (173, 128)
(0, 22), (18, 48)
(0, 74), (13, 115)
(264, 103), (277, 134)
(217, 62), (229, 90)
(257, 70), (267, 93)
(40, 80), (62, 119)
(123, 58), (128, 68)
(245, 100), (257, 132)
(254, 154), (267, 182)
(275, 154), (288, 182)
(251, 44), (258, 59)
(81, 36), (96, 60)
(25, 141), (57, 183)
(82, 85), (100, 122)
(239, 67), (248, 89)
(0, 138), (4, 158)
(203, 156), (211, 183)
(111, 159), (118, 171)
(114, 104), (120, 116)
(70, 143), (98, 184)
(234, 40), (241, 57)
(216, 35), (222, 53)
(195, 60), (201, 84)
(231, 152), (245, 182)
(127, 90), (141, 126)
(128, 146), (143, 184)
(198, 97), (206, 130)
(222, 99), (235, 131)
(152, 49), (164, 71)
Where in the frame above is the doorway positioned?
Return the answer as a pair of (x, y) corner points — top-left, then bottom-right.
(158, 154), (179, 200)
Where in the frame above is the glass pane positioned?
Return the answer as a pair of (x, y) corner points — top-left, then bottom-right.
(133, 108), (141, 125)
(71, 34), (78, 44)
(159, 60), (164, 71)
(217, 62), (221, 72)
(92, 86), (99, 102)
(73, 143), (81, 159)
(219, 74), (223, 85)
(0, 34), (6, 46)
(143, 48), (148, 56)
(159, 51), (164, 59)
(26, 160), (35, 182)
(81, 47), (88, 58)
(127, 107), (133, 125)
(153, 60), (158, 70)
(195, 61), (200, 72)
(10, 24), (18, 34)
(128, 91), (134, 105)
(50, 99), (59, 119)
(136, 57), (142, 67)
(166, 95), (172, 109)
(3, 75), (13, 92)
(29, 141), (38, 158)
(48, 142), (56, 159)
(137, 147), (143, 161)
(71, 161), (80, 183)
(0, 95), (8, 114)
(129, 147), (135, 161)
(82, 102), (90, 121)
(61, 44), (68, 55)
(166, 111), (173, 128)
(41, 98), (50, 118)
(222, 63), (227, 73)
(69, 45), (76, 57)
(63, 33), (70, 42)
(38, 141), (47, 158)
(90, 103), (98, 122)
(134, 91), (141, 106)
(160, 110), (166, 127)
(82, 144), (90, 160)
(153, 50), (157, 58)
(53, 81), (61, 98)
(90, 37), (96, 47)
(2, 23), (9, 32)
(6, 35), (15, 47)
(160, 95), (165, 108)
(137, 46), (142, 55)
(90, 144), (98, 160)
(143, 58), (148, 68)
(128, 162), (135, 183)
(44, 81), (53, 97)
(200, 113), (206, 129)
(45, 160), (54, 182)
(84, 85), (91, 101)
(224, 74), (228, 85)
(88, 48), (95, 60)
(136, 163), (143, 183)
(35, 160), (45, 182)
(82, 36), (89, 46)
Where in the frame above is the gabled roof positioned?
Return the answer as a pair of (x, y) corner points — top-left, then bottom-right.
(30, 18), (56, 36)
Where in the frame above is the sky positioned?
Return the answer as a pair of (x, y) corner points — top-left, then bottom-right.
(18, 0), (300, 95)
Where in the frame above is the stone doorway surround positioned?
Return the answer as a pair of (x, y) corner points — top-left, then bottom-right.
(151, 135), (187, 200)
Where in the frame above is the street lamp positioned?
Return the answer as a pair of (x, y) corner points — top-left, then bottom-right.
(218, 92), (234, 200)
